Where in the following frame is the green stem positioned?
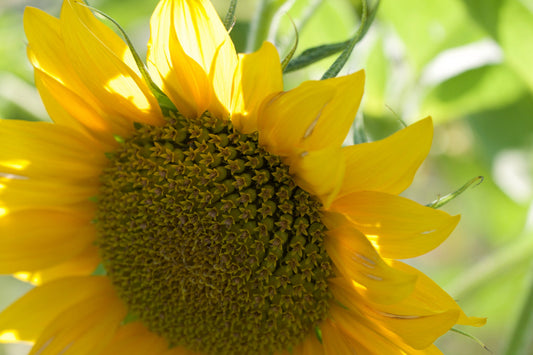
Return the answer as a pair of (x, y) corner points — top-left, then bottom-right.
(427, 176), (484, 209)
(246, 0), (290, 52)
(503, 258), (533, 355)
(224, 0), (238, 31)
(321, 0), (379, 79)
(447, 233), (533, 299)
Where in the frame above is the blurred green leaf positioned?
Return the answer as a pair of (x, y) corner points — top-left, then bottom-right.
(322, 0), (378, 79)
(246, 0), (292, 51)
(421, 64), (526, 121)
(281, 0), (357, 87)
(280, 17), (299, 71)
(352, 111), (368, 143)
(434, 153), (529, 243)
(284, 40), (348, 73)
(362, 38), (388, 118)
(463, 0), (533, 93)
(223, 0), (238, 30)
(427, 176), (484, 209)
(379, 0), (485, 71)
(468, 94), (533, 155)
(504, 260), (533, 355)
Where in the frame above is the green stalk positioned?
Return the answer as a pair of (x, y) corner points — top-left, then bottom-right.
(503, 259), (533, 355)
(246, 0), (291, 52)
(447, 232), (533, 298)
(321, 0), (380, 79)
(224, 0), (238, 31)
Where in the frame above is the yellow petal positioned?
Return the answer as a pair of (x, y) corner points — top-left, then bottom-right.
(385, 261), (487, 327)
(325, 225), (416, 304)
(290, 330), (324, 355)
(425, 345), (444, 355)
(231, 41), (283, 134)
(24, 5), (162, 142)
(160, 347), (200, 355)
(209, 35), (239, 114)
(29, 287), (126, 355)
(299, 71), (365, 151)
(321, 318), (373, 355)
(258, 71), (364, 159)
(59, 0), (163, 126)
(24, 7), (88, 100)
(0, 178), (98, 209)
(148, 0), (214, 118)
(0, 209), (96, 273)
(98, 322), (169, 355)
(289, 146), (345, 208)
(154, 0), (234, 76)
(148, 0), (236, 118)
(328, 304), (443, 355)
(34, 69), (123, 147)
(330, 190), (460, 259)
(0, 119), (107, 179)
(14, 245), (100, 285)
(329, 277), (459, 350)
(339, 117), (433, 197)
(0, 276), (114, 342)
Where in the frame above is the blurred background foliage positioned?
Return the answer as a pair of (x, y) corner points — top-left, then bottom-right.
(1, 0), (532, 354)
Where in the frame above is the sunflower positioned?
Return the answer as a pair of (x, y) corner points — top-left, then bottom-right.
(0, 0), (484, 354)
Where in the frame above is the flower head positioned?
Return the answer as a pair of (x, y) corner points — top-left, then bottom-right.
(0, 0), (484, 354)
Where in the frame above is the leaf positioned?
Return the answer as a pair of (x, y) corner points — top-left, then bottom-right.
(85, 4), (177, 114)
(284, 41), (348, 73)
(463, 0), (533, 93)
(223, 0), (238, 31)
(427, 176), (484, 209)
(379, 0), (485, 71)
(362, 37), (388, 118)
(322, 0), (379, 79)
(421, 64), (526, 122)
(246, 0), (293, 52)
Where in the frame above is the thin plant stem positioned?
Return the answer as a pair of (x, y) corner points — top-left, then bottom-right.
(503, 258), (533, 355)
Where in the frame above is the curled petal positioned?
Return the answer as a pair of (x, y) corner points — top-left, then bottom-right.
(258, 71), (364, 159)
(98, 322), (170, 355)
(231, 42), (283, 134)
(329, 277), (460, 350)
(28, 286), (126, 355)
(330, 190), (460, 259)
(325, 225), (416, 304)
(289, 146), (345, 208)
(59, 0), (163, 126)
(14, 246), (100, 286)
(0, 277), (116, 342)
(339, 117), (433, 196)
(0, 210), (96, 273)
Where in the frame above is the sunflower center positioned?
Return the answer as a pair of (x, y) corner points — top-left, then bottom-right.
(96, 112), (333, 355)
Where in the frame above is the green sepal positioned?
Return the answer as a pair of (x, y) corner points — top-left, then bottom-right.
(224, 0), (238, 31)
(113, 134), (125, 143)
(121, 312), (140, 325)
(246, 0), (292, 52)
(314, 326), (323, 343)
(81, 4), (177, 115)
(284, 40), (349, 73)
(321, 0), (380, 80)
(427, 176), (484, 209)
(91, 263), (107, 276)
(352, 111), (368, 144)
(450, 328), (490, 352)
(281, 16), (299, 72)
